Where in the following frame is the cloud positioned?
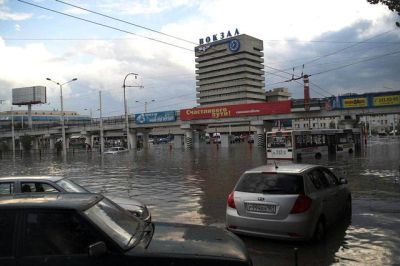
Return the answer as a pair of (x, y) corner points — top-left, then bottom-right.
(15, 24), (20, 31)
(0, 0), (399, 115)
(95, 0), (194, 15)
(0, 0), (32, 21)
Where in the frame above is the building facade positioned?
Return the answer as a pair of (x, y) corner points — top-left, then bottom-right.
(195, 34), (266, 106)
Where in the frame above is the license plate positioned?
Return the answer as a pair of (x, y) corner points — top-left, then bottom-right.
(272, 149), (287, 156)
(245, 203), (276, 214)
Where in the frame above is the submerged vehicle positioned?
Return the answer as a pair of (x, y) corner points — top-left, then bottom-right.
(0, 193), (252, 266)
(226, 163), (351, 241)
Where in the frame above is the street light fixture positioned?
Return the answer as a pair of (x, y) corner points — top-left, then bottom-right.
(122, 73), (142, 150)
(84, 108), (92, 125)
(135, 99), (155, 113)
(46, 77), (78, 158)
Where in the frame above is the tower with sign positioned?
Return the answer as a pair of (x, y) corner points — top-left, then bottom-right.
(195, 31), (265, 107)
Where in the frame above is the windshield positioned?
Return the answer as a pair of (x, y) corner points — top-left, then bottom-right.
(236, 173), (304, 194)
(267, 133), (292, 148)
(84, 198), (142, 250)
(56, 179), (89, 193)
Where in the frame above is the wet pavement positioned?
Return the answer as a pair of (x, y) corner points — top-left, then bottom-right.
(1, 137), (399, 265)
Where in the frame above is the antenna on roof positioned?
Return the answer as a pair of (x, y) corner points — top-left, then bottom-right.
(274, 161), (278, 169)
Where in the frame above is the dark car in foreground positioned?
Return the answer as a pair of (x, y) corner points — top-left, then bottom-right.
(226, 163), (351, 241)
(0, 176), (151, 222)
(0, 193), (251, 266)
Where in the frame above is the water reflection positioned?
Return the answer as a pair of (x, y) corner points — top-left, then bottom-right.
(0, 138), (399, 265)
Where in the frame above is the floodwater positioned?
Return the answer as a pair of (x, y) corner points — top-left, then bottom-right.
(1, 137), (399, 266)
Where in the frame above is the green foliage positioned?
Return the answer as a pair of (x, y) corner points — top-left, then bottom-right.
(20, 135), (33, 151)
(367, 0), (400, 13)
(367, 0), (400, 26)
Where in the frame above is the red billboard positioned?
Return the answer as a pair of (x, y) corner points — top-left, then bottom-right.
(180, 101), (292, 121)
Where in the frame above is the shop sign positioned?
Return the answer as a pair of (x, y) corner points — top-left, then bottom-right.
(373, 95), (400, 107)
(342, 97), (368, 108)
(135, 111), (176, 124)
(180, 101), (291, 121)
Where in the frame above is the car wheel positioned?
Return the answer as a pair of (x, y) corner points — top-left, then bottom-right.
(313, 218), (326, 242)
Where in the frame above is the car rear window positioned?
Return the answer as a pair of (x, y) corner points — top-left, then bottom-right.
(235, 173), (304, 194)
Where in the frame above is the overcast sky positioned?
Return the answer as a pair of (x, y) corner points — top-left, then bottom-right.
(0, 0), (399, 117)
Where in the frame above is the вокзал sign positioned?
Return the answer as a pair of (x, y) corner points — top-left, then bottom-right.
(180, 101), (291, 121)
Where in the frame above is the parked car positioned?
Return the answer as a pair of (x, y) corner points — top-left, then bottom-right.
(0, 176), (150, 222)
(104, 147), (129, 154)
(226, 163), (351, 241)
(0, 193), (252, 266)
(153, 137), (170, 144)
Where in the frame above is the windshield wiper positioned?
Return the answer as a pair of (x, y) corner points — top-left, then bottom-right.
(125, 222), (155, 249)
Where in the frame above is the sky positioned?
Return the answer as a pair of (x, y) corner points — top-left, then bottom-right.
(0, 0), (399, 117)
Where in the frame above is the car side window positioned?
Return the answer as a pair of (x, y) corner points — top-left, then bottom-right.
(22, 210), (101, 256)
(0, 182), (14, 195)
(321, 168), (339, 186)
(20, 182), (59, 193)
(308, 169), (330, 190)
(0, 210), (16, 258)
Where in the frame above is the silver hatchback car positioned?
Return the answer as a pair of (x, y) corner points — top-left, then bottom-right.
(226, 163), (351, 241)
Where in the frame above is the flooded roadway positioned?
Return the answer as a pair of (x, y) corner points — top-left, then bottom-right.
(1, 137), (399, 265)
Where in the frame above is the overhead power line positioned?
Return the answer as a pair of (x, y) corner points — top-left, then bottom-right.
(55, 0), (197, 45)
(298, 29), (396, 68)
(269, 29), (396, 77)
(17, 0), (394, 102)
(310, 49), (400, 76)
(17, 0), (193, 51)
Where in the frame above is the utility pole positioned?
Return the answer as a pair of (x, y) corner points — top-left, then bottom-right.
(122, 73), (142, 150)
(11, 106), (15, 160)
(99, 91), (104, 154)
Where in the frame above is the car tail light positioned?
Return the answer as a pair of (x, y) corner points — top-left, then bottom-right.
(227, 191), (236, 209)
(290, 194), (312, 214)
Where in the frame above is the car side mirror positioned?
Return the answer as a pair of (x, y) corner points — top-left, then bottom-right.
(339, 178), (348, 185)
(88, 241), (107, 257)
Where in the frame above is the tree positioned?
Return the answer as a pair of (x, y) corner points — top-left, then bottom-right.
(367, 0), (400, 26)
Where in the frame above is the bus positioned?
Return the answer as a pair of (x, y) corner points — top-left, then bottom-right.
(266, 129), (359, 160)
(267, 130), (331, 160)
(333, 128), (360, 154)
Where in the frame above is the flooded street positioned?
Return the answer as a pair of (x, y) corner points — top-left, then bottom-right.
(1, 137), (399, 265)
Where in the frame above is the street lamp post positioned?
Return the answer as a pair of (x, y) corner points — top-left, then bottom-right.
(46, 77), (77, 159)
(122, 73), (142, 150)
(135, 99), (155, 113)
(84, 108), (93, 125)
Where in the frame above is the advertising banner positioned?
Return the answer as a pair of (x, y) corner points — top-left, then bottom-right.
(180, 101), (291, 121)
(372, 95), (400, 107)
(12, 86), (47, 105)
(135, 111), (176, 124)
(342, 97), (368, 108)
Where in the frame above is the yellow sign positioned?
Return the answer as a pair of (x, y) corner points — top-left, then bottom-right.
(373, 95), (400, 107)
(342, 97), (368, 108)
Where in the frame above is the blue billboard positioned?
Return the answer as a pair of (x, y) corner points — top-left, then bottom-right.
(134, 111), (176, 124)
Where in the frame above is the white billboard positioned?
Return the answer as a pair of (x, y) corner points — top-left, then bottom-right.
(12, 86), (47, 105)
